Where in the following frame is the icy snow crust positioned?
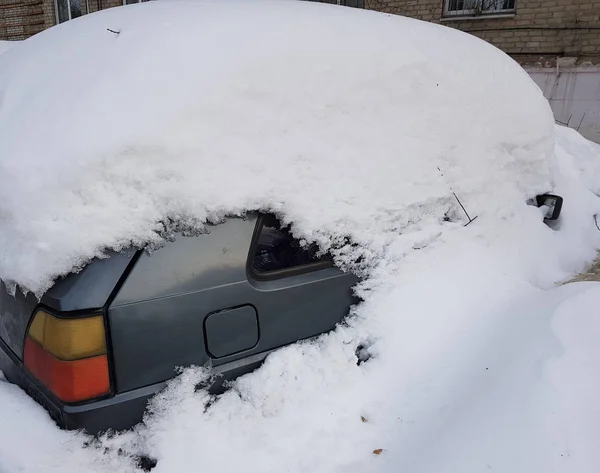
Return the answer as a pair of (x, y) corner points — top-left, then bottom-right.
(2, 1), (600, 472)
(0, 0), (554, 295)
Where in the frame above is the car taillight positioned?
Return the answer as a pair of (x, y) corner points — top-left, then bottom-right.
(23, 310), (110, 403)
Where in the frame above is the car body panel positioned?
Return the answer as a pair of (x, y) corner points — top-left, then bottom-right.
(0, 215), (358, 432)
(109, 216), (358, 393)
(0, 250), (136, 360)
(205, 305), (259, 358)
(42, 249), (137, 312)
(0, 328), (275, 434)
(0, 281), (39, 357)
(65, 348), (275, 432)
(111, 218), (254, 306)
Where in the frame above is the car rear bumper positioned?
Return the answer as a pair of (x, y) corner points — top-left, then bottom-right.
(0, 335), (164, 433)
(61, 383), (166, 432)
(1, 335), (271, 433)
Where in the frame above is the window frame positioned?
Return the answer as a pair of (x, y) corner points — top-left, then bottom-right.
(54, 0), (81, 23)
(443, 0), (516, 18)
(247, 214), (334, 281)
(54, 0), (89, 25)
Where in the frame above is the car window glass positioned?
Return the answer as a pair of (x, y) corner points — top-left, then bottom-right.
(253, 216), (330, 273)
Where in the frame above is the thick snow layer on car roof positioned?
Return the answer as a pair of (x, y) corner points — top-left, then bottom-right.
(0, 41), (18, 55)
(0, 0), (555, 295)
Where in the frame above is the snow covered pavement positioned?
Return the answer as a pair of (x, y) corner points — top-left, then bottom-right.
(569, 252), (600, 282)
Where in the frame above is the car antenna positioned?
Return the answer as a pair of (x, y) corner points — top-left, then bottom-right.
(437, 167), (478, 227)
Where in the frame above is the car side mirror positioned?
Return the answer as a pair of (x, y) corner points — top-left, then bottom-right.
(536, 194), (563, 221)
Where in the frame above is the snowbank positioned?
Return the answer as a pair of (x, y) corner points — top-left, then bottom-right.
(2, 1), (600, 473)
(0, 0), (554, 295)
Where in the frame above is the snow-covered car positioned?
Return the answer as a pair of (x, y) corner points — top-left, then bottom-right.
(0, 198), (562, 433)
(1, 1), (600, 470)
(0, 214), (358, 432)
(0, 41), (18, 56)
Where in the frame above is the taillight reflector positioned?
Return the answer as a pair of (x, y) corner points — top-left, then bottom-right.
(24, 338), (110, 402)
(27, 311), (106, 361)
(24, 310), (110, 403)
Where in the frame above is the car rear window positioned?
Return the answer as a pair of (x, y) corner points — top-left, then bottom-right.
(251, 215), (331, 277)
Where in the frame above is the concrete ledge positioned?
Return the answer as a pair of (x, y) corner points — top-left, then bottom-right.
(523, 65), (600, 73)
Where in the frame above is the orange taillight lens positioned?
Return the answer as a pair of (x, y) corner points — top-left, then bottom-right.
(24, 310), (110, 403)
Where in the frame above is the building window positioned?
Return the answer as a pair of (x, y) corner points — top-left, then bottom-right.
(123, 0), (151, 4)
(444, 0), (516, 18)
(55, 0), (82, 23)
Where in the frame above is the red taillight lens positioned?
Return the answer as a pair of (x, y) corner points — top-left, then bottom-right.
(24, 310), (110, 403)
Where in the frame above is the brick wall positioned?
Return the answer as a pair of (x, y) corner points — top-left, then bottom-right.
(0, 0), (46, 40)
(42, 0), (56, 30)
(3, 0), (598, 60)
(364, 0), (600, 62)
(1, 0), (134, 40)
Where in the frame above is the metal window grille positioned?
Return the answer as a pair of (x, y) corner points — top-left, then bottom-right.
(444, 0), (515, 17)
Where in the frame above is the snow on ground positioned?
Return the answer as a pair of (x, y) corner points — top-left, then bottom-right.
(1, 1), (600, 472)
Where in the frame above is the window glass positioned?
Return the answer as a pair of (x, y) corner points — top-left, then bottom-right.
(56, 0), (70, 23)
(252, 216), (330, 273)
(445, 0), (515, 16)
(70, 0), (82, 19)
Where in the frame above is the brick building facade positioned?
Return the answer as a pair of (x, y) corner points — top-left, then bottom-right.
(1, 0), (50, 40)
(365, 0), (600, 64)
(2, 0), (599, 63)
(1, 0), (145, 40)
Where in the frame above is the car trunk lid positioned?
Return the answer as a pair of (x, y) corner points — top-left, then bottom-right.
(0, 249), (138, 360)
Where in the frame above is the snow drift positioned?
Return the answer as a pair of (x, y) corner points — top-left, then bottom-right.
(0, 0), (554, 295)
(2, 1), (600, 473)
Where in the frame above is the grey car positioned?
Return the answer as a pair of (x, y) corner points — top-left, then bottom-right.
(0, 213), (359, 433)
